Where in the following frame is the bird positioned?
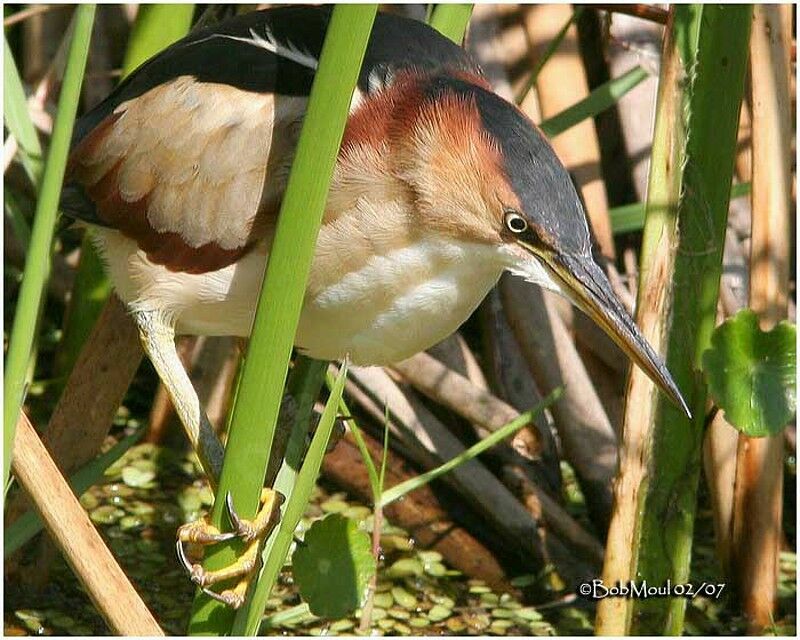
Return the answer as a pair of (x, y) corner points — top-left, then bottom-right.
(62, 6), (689, 607)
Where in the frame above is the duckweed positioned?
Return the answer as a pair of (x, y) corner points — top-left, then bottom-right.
(390, 586), (416, 610)
(387, 607), (411, 620)
(386, 558), (423, 578)
(427, 604), (452, 621)
(6, 442), (564, 637)
(88, 505), (125, 525)
(372, 592), (393, 609)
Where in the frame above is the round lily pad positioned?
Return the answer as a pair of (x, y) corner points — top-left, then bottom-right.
(292, 514), (376, 619)
(702, 309), (796, 436)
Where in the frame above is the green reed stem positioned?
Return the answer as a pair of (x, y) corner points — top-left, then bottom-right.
(3, 5), (96, 488)
(187, 6), (377, 633)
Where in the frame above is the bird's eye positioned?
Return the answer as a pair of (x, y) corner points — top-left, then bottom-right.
(504, 209), (528, 234)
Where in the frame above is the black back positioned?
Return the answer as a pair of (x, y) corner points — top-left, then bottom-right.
(72, 6), (479, 145)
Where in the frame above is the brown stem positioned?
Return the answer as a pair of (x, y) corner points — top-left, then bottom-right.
(391, 352), (541, 451)
(5, 297), (142, 577)
(522, 3), (616, 261)
(11, 412), (163, 635)
(731, 5), (792, 631)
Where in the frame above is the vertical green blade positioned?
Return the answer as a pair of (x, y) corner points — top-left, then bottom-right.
(187, 6), (377, 634)
(4, 5), (96, 487)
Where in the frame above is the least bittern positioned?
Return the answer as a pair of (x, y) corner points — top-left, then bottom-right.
(62, 6), (689, 607)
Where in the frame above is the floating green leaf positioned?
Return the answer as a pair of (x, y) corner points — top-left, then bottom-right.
(702, 309), (796, 436)
(292, 514), (376, 619)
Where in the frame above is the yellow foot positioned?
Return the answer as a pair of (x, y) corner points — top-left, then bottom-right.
(176, 488), (284, 608)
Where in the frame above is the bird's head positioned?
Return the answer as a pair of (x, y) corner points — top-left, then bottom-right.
(388, 74), (690, 417)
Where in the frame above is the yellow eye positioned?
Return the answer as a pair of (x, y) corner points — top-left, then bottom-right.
(504, 209), (528, 234)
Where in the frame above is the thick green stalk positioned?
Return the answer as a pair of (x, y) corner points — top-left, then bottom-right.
(596, 5), (752, 634)
(57, 4), (194, 383)
(3, 5), (96, 487)
(232, 364), (348, 635)
(428, 4), (473, 43)
(187, 6), (377, 633)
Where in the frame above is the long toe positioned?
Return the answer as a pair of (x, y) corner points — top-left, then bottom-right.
(203, 578), (249, 610)
(183, 537), (261, 608)
(177, 516), (236, 545)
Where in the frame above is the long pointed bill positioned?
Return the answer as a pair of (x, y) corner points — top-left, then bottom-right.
(543, 251), (691, 418)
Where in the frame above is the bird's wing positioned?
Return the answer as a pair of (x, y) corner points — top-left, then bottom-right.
(63, 6), (481, 274)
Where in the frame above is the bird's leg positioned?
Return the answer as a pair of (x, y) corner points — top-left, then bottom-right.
(132, 309), (283, 608)
(132, 309), (225, 485)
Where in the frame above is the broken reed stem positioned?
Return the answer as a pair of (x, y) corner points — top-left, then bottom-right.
(4, 296), (142, 584)
(596, 5), (753, 634)
(730, 4), (792, 631)
(12, 412), (163, 635)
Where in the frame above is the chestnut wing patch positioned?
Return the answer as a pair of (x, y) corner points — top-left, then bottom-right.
(65, 76), (306, 273)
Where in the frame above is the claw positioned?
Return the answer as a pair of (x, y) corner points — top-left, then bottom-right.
(176, 538), (194, 574)
(177, 539), (216, 588)
(225, 491), (243, 534)
(177, 516), (236, 545)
